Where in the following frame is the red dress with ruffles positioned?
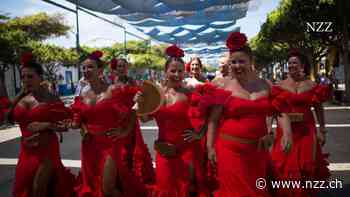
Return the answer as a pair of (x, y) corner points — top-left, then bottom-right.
(0, 96), (10, 123)
(12, 101), (75, 197)
(188, 83), (231, 193)
(71, 86), (150, 197)
(215, 96), (272, 197)
(270, 85), (331, 197)
(150, 94), (210, 197)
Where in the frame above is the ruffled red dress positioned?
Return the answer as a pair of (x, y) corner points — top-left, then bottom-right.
(215, 95), (272, 197)
(270, 85), (331, 197)
(71, 86), (150, 197)
(12, 101), (75, 197)
(0, 96), (10, 123)
(150, 93), (210, 197)
(188, 83), (231, 193)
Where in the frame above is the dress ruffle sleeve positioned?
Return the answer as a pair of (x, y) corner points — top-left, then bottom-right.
(191, 83), (231, 116)
(312, 85), (331, 105)
(46, 102), (72, 122)
(270, 86), (290, 114)
(112, 85), (141, 108)
(70, 96), (84, 125)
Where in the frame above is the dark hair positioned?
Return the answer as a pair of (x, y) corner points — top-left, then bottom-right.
(189, 57), (203, 68)
(117, 58), (128, 65)
(287, 51), (311, 76)
(21, 60), (44, 77)
(165, 57), (185, 71)
(88, 50), (104, 68)
(230, 45), (253, 60)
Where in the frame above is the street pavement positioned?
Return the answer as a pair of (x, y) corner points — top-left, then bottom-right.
(0, 102), (349, 196)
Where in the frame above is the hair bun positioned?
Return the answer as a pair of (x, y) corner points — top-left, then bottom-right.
(226, 32), (248, 52)
(165, 45), (184, 58)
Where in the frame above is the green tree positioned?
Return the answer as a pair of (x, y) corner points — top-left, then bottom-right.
(0, 12), (70, 96)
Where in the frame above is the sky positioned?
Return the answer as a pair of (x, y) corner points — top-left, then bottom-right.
(0, 0), (281, 48)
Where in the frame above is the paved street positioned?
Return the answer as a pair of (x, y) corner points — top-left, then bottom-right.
(0, 104), (349, 196)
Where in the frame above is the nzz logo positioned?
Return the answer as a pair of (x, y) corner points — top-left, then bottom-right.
(306, 22), (334, 32)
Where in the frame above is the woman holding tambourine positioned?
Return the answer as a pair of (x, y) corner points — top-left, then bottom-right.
(134, 45), (211, 197)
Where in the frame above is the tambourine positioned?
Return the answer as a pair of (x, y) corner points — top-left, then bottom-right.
(136, 80), (163, 116)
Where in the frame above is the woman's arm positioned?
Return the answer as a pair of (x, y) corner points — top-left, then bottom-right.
(314, 103), (327, 146)
(207, 105), (223, 164)
(277, 113), (293, 152)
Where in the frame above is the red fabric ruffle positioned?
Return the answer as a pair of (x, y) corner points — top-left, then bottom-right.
(190, 83), (230, 116)
(311, 85), (331, 105)
(270, 86), (290, 114)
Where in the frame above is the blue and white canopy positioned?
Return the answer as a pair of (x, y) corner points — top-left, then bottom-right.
(67, 0), (252, 45)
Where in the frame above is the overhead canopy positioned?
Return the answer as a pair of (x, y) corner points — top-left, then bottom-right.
(68, 0), (252, 44)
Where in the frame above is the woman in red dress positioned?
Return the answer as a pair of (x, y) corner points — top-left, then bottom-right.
(9, 53), (75, 197)
(206, 32), (293, 197)
(109, 57), (155, 185)
(67, 51), (147, 197)
(270, 49), (330, 197)
(135, 45), (210, 197)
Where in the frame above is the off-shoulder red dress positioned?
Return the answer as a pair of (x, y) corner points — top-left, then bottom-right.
(150, 93), (210, 197)
(12, 101), (75, 197)
(215, 95), (272, 197)
(71, 86), (150, 197)
(270, 85), (330, 197)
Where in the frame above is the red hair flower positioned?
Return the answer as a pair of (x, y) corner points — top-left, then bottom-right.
(20, 52), (34, 66)
(226, 32), (248, 52)
(89, 50), (103, 60)
(110, 58), (118, 70)
(165, 44), (184, 58)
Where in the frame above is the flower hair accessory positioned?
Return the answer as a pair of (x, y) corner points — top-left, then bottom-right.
(20, 52), (34, 66)
(226, 32), (248, 52)
(110, 58), (118, 70)
(165, 44), (184, 58)
(89, 50), (103, 61)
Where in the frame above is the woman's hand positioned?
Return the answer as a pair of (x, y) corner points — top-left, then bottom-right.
(281, 132), (293, 153)
(257, 133), (275, 151)
(132, 91), (144, 111)
(207, 146), (217, 167)
(27, 122), (51, 133)
(183, 129), (201, 142)
(106, 127), (129, 141)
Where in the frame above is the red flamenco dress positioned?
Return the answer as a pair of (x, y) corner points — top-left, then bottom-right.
(72, 86), (149, 197)
(12, 101), (75, 197)
(188, 83), (231, 193)
(270, 85), (331, 197)
(215, 96), (272, 197)
(0, 96), (10, 123)
(119, 84), (155, 185)
(150, 94), (210, 197)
